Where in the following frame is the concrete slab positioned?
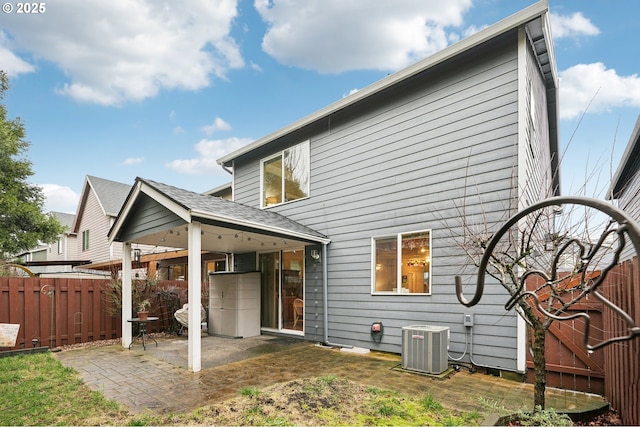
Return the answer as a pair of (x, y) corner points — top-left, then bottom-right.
(53, 334), (609, 422)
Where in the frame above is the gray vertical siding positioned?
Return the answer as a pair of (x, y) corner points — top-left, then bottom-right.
(231, 32), (555, 371)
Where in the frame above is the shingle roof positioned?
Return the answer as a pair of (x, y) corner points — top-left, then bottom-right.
(50, 212), (75, 230)
(87, 175), (132, 217)
(139, 178), (329, 242)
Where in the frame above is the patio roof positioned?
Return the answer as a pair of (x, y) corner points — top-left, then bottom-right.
(108, 177), (330, 253)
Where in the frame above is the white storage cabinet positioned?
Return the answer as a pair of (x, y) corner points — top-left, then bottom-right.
(208, 271), (261, 338)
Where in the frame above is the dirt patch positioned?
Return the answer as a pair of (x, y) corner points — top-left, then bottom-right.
(162, 375), (477, 426)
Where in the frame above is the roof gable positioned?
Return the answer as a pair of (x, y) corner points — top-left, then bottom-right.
(72, 175), (131, 232)
(109, 177), (329, 248)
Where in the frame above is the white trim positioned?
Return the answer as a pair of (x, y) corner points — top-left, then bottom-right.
(140, 182), (191, 223)
(109, 180), (190, 244)
(187, 221), (202, 372)
(371, 229), (432, 295)
(108, 182), (143, 243)
(121, 242), (132, 349)
(260, 140), (310, 209)
(516, 27), (529, 373)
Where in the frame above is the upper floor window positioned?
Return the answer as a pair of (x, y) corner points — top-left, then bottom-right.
(372, 230), (431, 295)
(82, 230), (89, 251)
(57, 238), (63, 254)
(261, 141), (310, 207)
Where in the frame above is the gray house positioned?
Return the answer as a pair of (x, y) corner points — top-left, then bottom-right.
(110, 0), (559, 373)
(608, 115), (640, 261)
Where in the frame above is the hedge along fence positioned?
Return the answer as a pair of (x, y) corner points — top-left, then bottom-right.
(0, 277), (191, 350)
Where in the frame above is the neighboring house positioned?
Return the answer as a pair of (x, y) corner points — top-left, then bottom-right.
(46, 212), (78, 262)
(71, 175), (133, 274)
(16, 211), (89, 276)
(110, 1), (559, 373)
(608, 115), (640, 261)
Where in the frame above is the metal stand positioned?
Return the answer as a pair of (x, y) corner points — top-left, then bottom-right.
(127, 317), (159, 350)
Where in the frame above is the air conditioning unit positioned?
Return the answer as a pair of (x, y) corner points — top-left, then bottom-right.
(401, 325), (449, 374)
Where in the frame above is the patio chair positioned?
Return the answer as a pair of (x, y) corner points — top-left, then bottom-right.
(174, 303), (206, 335)
(292, 298), (304, 328)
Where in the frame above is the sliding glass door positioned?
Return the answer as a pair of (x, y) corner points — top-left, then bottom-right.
(259, 249), (304, 333)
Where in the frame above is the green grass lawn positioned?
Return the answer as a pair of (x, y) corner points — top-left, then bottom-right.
(0, 352), (127, 426)
(0, 352), (484, 426)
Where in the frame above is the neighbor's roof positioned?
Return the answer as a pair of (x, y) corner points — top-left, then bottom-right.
(72, 175), (131, 232)
(608, 115), (640, 200)
(109, 177), (330, 244)
(50, 211), (75, 231)
(217, 0), (557, 169)
(87, 175), (131, 216)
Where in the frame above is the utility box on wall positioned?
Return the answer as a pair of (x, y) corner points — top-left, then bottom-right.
(401, 325), (449, 374)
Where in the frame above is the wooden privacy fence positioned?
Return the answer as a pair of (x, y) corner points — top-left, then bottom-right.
(0, 277), (189, 350)
(601, 256), (640, 426)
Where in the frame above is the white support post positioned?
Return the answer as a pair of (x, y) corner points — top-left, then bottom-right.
(187, 221), (202, 372)
(121, 242), (133, 349)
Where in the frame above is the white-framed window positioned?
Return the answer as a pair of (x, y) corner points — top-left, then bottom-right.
(261, 141), (310, 207)
(57, 238), (63, 254)
(82, 230), (89, 251)
(372, 230), (431, 295)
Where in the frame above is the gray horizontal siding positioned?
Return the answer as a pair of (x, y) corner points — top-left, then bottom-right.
(232, 34), (524, 370)
(618, 168), (640, 261)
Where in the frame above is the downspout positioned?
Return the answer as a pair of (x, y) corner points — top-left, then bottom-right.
(322, 242), (352, 348)
(221, 163), (232, 175)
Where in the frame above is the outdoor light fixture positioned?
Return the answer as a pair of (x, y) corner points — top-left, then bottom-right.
(133, 248), (141, 262)
(310, 249), (321, 262)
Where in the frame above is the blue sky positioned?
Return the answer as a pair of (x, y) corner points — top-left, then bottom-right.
(1, 0), (639, 214)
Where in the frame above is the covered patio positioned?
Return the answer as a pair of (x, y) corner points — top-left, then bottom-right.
(108, 177), (330, 372)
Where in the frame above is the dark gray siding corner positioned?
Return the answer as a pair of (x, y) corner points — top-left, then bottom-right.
(303, 244), (325, 342)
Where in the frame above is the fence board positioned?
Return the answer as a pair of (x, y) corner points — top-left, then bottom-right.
(1, 277), (188, 351)
(602, 256), (640, 426)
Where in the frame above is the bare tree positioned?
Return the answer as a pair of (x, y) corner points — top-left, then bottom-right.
(454, 195), (640, 410)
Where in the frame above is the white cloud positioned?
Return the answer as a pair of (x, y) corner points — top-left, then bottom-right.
(40, 184), (80, 214)
(250, 61), (263, 72)
(550, 12), (600, 39)
(1, 0), (244, 105)
(0, 32), (35, 76)
(166, 137), (253, 176)
(123, 157), (144, 166)
(559, 63), (640, 120)
(173, 126), (185, 135)
(200, 117), (232, 136)
(254, 0), (472, 73)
